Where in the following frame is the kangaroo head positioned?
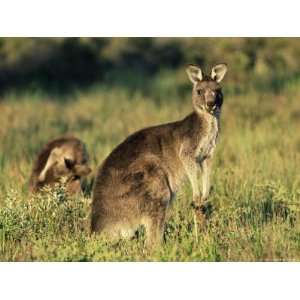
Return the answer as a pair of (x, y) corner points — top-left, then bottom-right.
(64, 158), (92, 179)
(186, 63), (227, 115)
(63, 157), (92, 194)
(38, 146), (91, 193)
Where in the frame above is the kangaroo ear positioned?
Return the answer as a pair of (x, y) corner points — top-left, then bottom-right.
(73, 164), (92, 177)
(186, 65), (203, 84)
(38, 147), (62, 182)
(211, 63), (227, 83)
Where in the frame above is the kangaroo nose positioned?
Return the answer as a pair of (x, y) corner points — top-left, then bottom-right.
(205, 90), (216, 107)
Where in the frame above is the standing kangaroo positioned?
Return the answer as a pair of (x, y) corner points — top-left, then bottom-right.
(91, 64), (227, 247)
(29, 136), (92, 194)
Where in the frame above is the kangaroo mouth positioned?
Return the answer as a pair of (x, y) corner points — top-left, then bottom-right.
(200, 104), (217, 114)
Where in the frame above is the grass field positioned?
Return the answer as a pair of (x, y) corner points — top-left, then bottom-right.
(0, 73), (300, 261)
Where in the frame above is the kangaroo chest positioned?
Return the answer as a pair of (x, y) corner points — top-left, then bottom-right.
(195, 115), (219, 161)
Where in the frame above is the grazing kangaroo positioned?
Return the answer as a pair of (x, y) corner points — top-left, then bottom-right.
(91, 64), (227, 247)
(29, 136), (92, 194)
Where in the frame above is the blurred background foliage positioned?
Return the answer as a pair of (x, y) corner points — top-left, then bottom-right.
(1, 37), (300, 97)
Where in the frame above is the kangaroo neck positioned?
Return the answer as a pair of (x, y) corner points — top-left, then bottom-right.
(196, 108), (220, 129)
(174, 109), (220, 144)
(191, 109), (220, 130)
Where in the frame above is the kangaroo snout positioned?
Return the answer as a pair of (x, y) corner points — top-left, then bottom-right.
(205, 90), (216, 107)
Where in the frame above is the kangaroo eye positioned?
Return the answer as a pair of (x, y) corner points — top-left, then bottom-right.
(197, 89), (203, 95)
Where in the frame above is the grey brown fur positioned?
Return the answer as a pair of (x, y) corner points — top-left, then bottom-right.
(29, 136), (91, 194)
(91, 64), (228, 247)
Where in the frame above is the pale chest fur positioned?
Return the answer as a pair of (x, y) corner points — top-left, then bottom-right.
(195, 113), (219, 162)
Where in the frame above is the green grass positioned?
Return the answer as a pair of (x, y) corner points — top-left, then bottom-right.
(0, 78), (300, 261)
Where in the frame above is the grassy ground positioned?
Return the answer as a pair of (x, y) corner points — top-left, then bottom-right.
(0, 75), (300, 261)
